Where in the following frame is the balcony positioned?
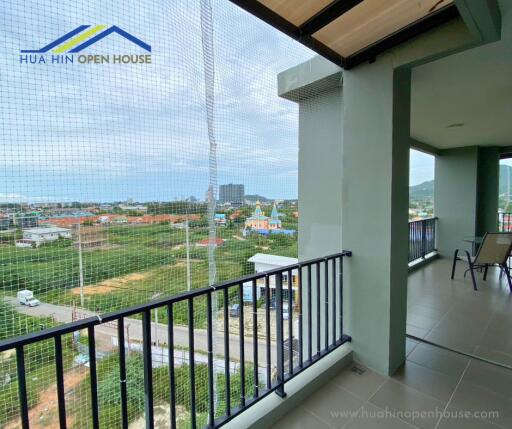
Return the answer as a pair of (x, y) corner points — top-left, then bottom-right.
(0, 252), (352, 429)
(1, 0), (510, 428)
(2, 216), (509, 429)
(272, 256), (512, 429)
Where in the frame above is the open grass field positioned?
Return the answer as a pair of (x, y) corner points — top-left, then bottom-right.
(0, 210), (297, 329)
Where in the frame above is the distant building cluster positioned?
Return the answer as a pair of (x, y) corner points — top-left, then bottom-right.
(219, 183), (245, 207)
(40, 214), (200, 228)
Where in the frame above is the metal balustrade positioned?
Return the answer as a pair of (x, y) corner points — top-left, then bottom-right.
(0, 251), (352, 429)
(498, 212), (512, 232)
(409, 218), (437, 263)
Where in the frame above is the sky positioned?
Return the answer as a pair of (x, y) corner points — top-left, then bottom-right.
(0, 0), (434, 204)
(410, 150), (435, 186)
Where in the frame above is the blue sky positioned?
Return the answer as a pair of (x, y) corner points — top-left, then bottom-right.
(410, 150), (435, 186)
(0, 0), (433, 203)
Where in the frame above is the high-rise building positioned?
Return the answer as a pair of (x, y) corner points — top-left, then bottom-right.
(219, 184), (245, 206)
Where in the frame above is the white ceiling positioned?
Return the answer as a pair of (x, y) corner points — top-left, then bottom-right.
(411, 2), (512, 150)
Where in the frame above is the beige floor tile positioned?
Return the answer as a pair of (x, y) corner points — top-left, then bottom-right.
(449, 380), (512, 428)
(463, 360), (512, 399)
(406, 342), (470, 378)
(271, 407), (333, 429)
(368, 380), (445, 429)
(407, 304), (447, 320)
(300, 382), (365, 428)
(407, 258), (512, 368)
(391, 361), (459, 403)
(342, 402), (417, 429)
(424, 327), (478, 355)
(407, 324), (430, 339)
(473, 346), (512, 368)
(406, 313), (439, 332)
(406, 338), (419, 357)
(329, 363), (387, 401)
(436, 406), (502, 429)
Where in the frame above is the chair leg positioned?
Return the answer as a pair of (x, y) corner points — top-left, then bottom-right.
(465, 251), (478, 291)
(451, 249), (459, 279)
(483, 265), (489, 281)
(503, 264), (512, 293)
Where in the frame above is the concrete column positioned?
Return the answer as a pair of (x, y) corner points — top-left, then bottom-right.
(435, 146), (499, 256)
(278, 57), (344, 359)
(279, 57), (410, 376)
(341, 62), (410, 375)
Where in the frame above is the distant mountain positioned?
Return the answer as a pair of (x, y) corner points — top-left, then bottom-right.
(409, 165), (512, 201)
(410, 180), (434, 200)
(245, 194), (271, 203)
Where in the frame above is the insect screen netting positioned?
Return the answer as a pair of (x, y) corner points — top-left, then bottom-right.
(0, 0), (314, 427)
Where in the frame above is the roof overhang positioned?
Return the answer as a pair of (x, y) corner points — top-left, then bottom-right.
(228, 0), (460, 69)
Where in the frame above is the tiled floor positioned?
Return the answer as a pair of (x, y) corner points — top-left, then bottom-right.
(272, 341), (512, 429)
(407, 258), (512, 366)
(272, 258), (512, 429)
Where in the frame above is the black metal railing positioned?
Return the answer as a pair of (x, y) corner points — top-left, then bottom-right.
(409, 217), (437, 263)
(0, 251), (351, 429)
(498, 212), (512, 232)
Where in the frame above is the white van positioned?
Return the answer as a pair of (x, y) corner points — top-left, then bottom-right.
(17, 290), (41, 307)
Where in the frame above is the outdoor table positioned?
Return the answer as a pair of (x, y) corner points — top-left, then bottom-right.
(463, 236), (483, 256)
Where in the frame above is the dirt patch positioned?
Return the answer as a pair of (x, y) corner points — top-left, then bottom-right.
(176, 259), (203, 265)
(70, 272), (149, 296)
(4, 367), (87, 429)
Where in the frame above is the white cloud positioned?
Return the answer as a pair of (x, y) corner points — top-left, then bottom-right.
(0, 0), (314, 201)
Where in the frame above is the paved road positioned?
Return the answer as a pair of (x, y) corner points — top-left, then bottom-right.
(4, 297), (277, 366)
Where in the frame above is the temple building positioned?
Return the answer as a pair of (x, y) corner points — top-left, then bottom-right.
(245, 201), (282, 231)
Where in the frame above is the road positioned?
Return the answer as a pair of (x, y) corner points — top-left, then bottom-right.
(4, 297), (278, 367)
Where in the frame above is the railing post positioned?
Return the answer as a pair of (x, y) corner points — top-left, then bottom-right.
(16, 346), (29, 429)
(142, 310), (154, 429)
(275, 272), (286, 398)
(421, 219), (427, 259)
(0, 252), (354, 429)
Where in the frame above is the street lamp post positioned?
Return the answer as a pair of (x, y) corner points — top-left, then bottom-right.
(151, 292), (163, 347)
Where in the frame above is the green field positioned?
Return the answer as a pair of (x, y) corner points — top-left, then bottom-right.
(0, 208), (297, 427)
(0, 210), (297, 321)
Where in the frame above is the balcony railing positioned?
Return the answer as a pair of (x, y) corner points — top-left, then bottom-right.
(408, 217), (437, 263)
(0, 251), (351, 429)
(498, 212), (512, 232)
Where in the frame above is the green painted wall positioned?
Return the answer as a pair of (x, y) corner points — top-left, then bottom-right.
(435, 147), (479, 256)
(435, 146), (500, 256)
(476, 147), (500, 235)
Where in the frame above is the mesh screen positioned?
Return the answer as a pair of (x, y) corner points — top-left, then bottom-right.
(0, 0), (313, 427)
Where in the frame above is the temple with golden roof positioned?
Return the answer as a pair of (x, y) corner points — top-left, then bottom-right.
(245, 201), (282, 231)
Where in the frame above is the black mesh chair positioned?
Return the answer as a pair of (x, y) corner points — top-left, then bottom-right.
(451, 232), (512, 292)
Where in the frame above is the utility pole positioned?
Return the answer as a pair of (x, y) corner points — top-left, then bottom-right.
(155, 307), (158, 346)
(186, 215), (191, 291)
(151, 292), (163, 346)
(77, 219), (85, 307)
(126, 323), (131, 357)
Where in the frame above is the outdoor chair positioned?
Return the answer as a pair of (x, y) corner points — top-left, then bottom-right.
(451, 232), (512, 292)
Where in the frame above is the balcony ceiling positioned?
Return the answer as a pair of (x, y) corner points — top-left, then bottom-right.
(230, 0), (459, 69)
(411, 8), (512, 150)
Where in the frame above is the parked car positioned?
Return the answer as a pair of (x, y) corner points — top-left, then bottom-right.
(17, 289), (41, 307)
(229, 304), (240, 317)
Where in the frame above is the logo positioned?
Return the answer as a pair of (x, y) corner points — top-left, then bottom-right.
(20, 25), (152, 65)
